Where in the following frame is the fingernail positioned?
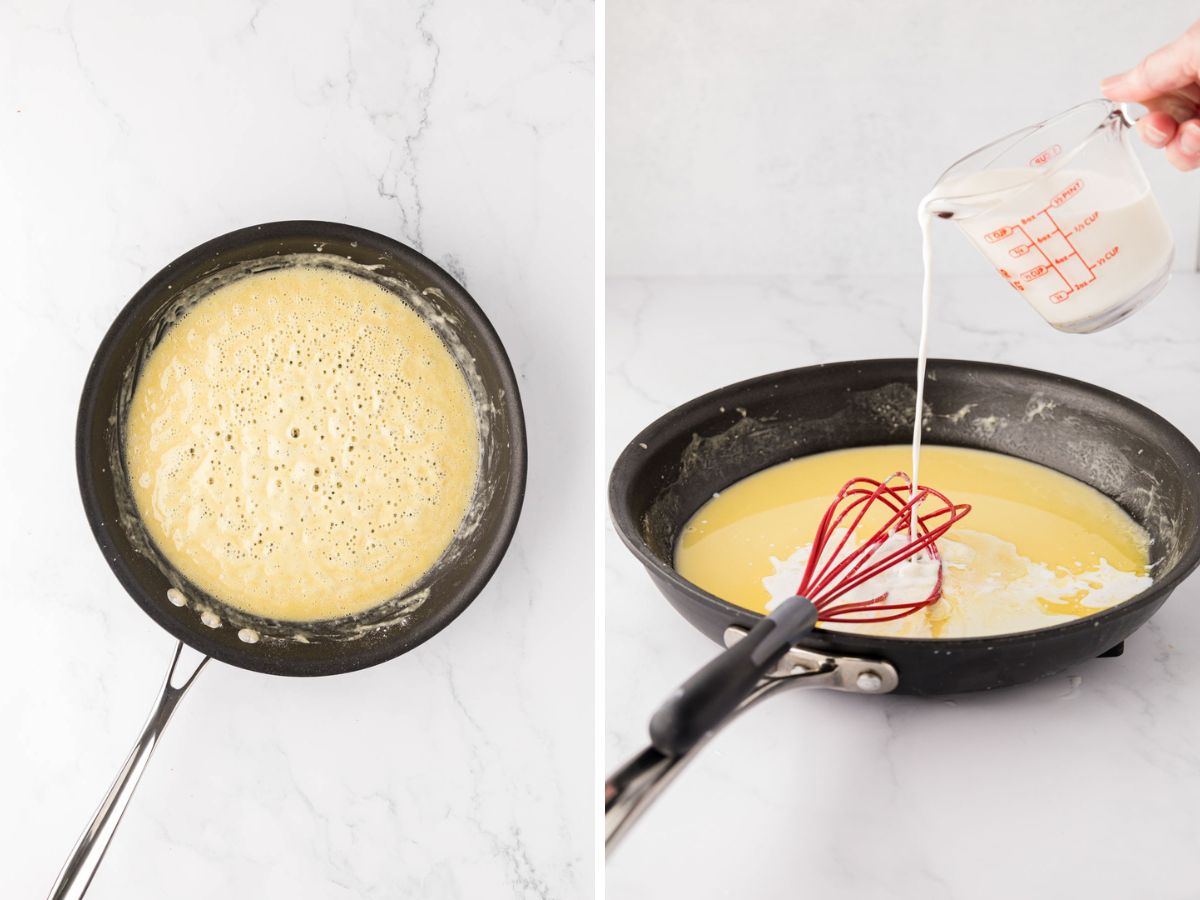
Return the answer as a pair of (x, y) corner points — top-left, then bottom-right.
(1100, 74), (1124, 93)
(1181, 132), (1200, 155)
(1144, 125), (1169, 144)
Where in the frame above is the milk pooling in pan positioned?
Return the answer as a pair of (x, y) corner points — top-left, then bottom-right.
(124, 266), (481, 622)
(674, 445), (1153, 639)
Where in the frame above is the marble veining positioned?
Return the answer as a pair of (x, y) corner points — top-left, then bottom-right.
(1, 1), (593, 897)
(607, 271), (1200, 899)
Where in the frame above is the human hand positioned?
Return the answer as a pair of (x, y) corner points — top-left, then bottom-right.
(1102, 21), (1200, 170)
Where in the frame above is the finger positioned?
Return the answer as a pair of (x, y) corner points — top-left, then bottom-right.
(1141, 90), (1200, 123)
(1177, 117), (1200, 154)
(1139, 110), (1178, 147)
(1165, 145), (1200, 170)
(1102, 31), (1200, 102)
(1165, 119), (1200, 170)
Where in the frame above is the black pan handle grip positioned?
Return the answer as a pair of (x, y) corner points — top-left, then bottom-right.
(648, 595), (818, 757)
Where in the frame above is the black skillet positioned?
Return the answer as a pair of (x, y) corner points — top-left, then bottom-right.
(605, 358), (1200, 849)
(52, 222), (526, 899)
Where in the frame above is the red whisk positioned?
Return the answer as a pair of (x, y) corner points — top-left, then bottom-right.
(648, 473), (970, 757)
(795, 473), (971, 624)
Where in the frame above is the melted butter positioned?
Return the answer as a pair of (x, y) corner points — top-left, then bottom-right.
(125, 266), (480, 622)
(675, 445), (1152, 638)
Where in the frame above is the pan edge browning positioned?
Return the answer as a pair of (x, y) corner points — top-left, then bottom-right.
(609, 358), (1200, 695)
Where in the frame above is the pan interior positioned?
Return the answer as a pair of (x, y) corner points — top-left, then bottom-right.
(80, 224), (525, 674)
(629, 362), (1200, 625)
(111, 254), (495, 642)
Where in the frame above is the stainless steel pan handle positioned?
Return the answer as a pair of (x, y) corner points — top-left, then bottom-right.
(604, 630), (897, 854)
(47, 641), (208, 900)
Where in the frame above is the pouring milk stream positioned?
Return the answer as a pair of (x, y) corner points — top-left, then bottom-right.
(910, 99), (1174, 520)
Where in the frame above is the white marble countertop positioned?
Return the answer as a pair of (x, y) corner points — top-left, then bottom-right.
(606, 269), (1200, 899)
(1, 2), (592, 898)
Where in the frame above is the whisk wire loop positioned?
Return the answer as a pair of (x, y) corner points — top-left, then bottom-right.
(796, 473), (971, 624)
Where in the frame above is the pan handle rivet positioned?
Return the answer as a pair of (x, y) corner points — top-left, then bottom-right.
(856, 671), (883, 692)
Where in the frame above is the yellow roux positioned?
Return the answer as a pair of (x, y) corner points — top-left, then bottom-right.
(125, 266), (480, 622)
(675, 445), (1153, 638)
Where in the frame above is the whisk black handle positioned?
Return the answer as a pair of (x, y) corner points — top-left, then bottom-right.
(649, 596), (819, 757)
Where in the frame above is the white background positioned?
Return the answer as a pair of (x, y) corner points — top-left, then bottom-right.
(607, 2), (1200, 898)
(1, 1), (593, 898)
(608, 0), (1200, 278)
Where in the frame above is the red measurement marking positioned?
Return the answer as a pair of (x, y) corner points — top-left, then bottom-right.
(1095, 245), (1120, 266)
(1015, 224), (1073, 293)
(1043, 208), (1097, 281)
(994, 188), (1103, 300)
(1030, 145), (1061, 167)
(1050, 179), (1083, 207)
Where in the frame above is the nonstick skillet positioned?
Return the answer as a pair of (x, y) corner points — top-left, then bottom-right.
(54, 221), (527, 899)
(605, 358), (1200, 849)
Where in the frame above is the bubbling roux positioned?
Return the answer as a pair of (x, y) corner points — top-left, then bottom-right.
(125, 266), (480, 622)
(675, 445), (1153, 639)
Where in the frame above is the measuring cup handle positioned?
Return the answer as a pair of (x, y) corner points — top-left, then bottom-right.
(1115, 101), (1142, 126)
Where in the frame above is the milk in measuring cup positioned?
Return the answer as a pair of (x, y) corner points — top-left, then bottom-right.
(909, 166), (1171, 505)
(908, 99), (1173, 517)
(923, 167), (1172, 331)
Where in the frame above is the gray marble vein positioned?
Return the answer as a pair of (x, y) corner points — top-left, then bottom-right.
(0, 1), (594, 898)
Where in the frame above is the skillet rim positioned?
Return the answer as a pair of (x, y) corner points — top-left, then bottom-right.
(608, 357), (1200, 656)
(76, 220), (528, 676)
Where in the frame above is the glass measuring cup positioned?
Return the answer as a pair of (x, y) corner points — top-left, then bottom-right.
(926, 99), (1173, 333)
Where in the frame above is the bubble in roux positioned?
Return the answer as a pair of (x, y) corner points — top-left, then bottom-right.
(124, 266), (481, 622)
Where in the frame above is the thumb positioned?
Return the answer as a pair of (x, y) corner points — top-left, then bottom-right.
(1102, 31), (1199, 102)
